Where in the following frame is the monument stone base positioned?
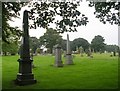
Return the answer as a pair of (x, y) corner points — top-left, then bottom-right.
(15, 73), (37, 86)
(54, 61), (63, 67)
(15, 59), (37, 86)
(66, 54), (74, 65)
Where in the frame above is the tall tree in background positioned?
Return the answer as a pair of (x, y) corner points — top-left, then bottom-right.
(105, 45), (119, 52)
(61, 39), (67, 51)
(29, 37), (40, 53)
(2, 41), (18, 55)
(39, 28), (62, 53)
(71, 38), (90, 51)
(91, 35), (105, 52)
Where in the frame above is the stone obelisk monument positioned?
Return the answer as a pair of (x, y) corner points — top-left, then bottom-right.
(15, 10), (37, 85)
(66, 34), (74, 65)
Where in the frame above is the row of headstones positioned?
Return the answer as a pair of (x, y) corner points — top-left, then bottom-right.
(53, 43), (93, 67)
(54, 44), (73, 67)
(72, 47), (93, 58)
(76, 47), (119, 57)
(53, 47), (92, 57)
(30, 34), (74, 67)
(30, 43), (93, 68)
(110, 51), (117, 57)
(54, 34), (74, 67)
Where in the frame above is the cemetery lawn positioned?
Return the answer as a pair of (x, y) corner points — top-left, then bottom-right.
(2, 53), (118, 89)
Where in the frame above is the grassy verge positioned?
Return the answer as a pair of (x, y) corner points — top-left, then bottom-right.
(2, 53), (118, 89)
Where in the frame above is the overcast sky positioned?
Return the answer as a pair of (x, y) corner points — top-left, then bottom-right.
(8, 1), (118, 45)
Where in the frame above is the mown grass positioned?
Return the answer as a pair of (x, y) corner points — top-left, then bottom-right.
(2, 53), (118, 89)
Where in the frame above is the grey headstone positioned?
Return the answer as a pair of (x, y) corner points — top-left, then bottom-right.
(87, 47), (93, 58)
(65, 34), (74, 65)
(54, 44), (63, 67)
(79, 46), (84, 57)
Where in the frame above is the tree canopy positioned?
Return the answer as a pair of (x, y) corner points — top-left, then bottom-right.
(61, 39), (67, 51)
(105, 44), (119, 52)
(2, 41), (18, 55)
(29, 37), (40, 53)
(2, 2), (27, 43)
(39, 28), (62, 53)
(2, 1), (119, 43)
(2, 1), (88, 43)
(88, 1), (120, 25)
(28, 1), (88, 32)
(71, 38), (90, 51)
(91, 35), (105, 52)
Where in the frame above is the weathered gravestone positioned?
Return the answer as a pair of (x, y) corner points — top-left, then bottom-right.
(54, 44), (63, 67)
(87, 47), (93, 58)
(15, 10), (36, 85)
(66, 34), (74, 65)
(79, 46), (84, 57)
(76, 46), (79, 54)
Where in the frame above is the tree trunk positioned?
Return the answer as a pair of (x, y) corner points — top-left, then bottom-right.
(50, 48), (52, 54)
(4, 52), (7, 56)
(113, 51), (116, 56)
(118, 48), (120, 57)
